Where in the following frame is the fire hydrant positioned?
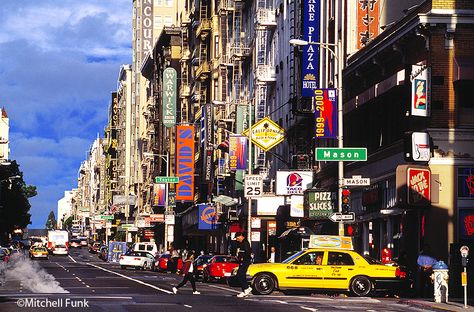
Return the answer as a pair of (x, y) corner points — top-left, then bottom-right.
(431, 261), (449, 303)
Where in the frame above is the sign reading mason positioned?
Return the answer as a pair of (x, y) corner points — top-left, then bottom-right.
(242, 117), (285, 152)
(162, 67), (177, 127)
(315, 148), (367, 161)
(305, 190), (334, 219)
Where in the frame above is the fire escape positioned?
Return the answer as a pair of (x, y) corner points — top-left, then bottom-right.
(253, 0), (276, 173)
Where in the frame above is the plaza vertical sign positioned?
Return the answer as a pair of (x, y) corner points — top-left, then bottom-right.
(141, 0), (153, 60)
(302, 0), (320, 97)
(175, 125), (195, 201)
(163, 67), (177, 127)
(314, 88), (338, 139)
(201, 104), (214, 182)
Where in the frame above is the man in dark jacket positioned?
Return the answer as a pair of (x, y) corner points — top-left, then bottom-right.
(235, 232), (253, 297)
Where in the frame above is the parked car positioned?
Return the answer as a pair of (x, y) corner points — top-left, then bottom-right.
(98, 246), (108, 261)
(133, 242), (158, 257)
(30, 247), (49, 260)
(202, 255), (239, 282)
(194, 255), (213, 280)
(88, 242), (101, 253)
(69, 239), (82, 248)
(78, 237), (88, 247)
(154, 254), (183, 272)
(120, 251), (155, 270)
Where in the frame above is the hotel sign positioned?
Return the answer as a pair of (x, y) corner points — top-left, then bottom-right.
(163, 68), (177, 127)
(302, 0), (320, 97)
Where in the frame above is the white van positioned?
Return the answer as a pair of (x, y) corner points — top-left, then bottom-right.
(133, 242), (158, 257)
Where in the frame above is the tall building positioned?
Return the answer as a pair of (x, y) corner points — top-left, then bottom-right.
(57, 190), (74, 229)
(0, 107), (9, 161)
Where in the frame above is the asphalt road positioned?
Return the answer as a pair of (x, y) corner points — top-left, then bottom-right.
(0, 248), (465, 311)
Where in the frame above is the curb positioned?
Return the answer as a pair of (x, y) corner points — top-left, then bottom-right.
(399, 299), (474, 312)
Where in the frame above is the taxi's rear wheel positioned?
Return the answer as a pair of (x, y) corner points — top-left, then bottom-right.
(350, 276), (372, 297)
(253, 273), (275, 295)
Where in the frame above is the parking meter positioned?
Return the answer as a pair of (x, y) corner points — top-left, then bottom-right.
(460, 246), (469, 267)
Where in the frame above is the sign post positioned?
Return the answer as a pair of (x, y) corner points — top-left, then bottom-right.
(460, 245), (469, 309)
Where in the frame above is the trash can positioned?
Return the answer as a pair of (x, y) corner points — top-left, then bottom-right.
(432, 261), (449, 303)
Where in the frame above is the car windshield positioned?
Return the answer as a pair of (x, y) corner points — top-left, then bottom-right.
(34, 248), (47, 252)
(196, 256), (211, 265)
(282, 250), (305, 264)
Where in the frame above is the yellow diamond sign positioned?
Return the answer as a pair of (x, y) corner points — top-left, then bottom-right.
(242, 117), (286, 151)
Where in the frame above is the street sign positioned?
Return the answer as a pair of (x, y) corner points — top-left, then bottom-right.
(244, 175), (263, 198)
(155, 176), (179, 183)
(315, 148), (367, 161)
(342, 175), (371, 186)
(329, 212), (355, 222)
(100, 215), (114, 220)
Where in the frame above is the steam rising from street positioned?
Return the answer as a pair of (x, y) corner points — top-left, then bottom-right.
(6, 256), (68, 293)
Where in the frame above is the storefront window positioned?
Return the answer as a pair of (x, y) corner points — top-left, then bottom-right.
(457, 168), (474, 198)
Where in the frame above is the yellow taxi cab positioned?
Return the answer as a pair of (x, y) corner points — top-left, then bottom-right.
(247, 236), (406, 297)
(30, 246), (49, 260)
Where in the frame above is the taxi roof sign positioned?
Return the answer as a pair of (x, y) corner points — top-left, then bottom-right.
(309, 235), (353, 250)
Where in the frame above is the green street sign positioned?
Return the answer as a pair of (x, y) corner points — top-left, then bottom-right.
(315, 148), (367, 161)
(155, 176), (179, 183)
(100, 215), (114, 220)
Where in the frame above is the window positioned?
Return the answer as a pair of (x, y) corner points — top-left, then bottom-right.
(293, 251), (324, 265)
(327, 252), (354, 266)
(154, 16), (162, 29)
(164, 16), (172, 26)
(154, 0), (162, 6)
(165, 0), (173, 7)
(458, 168), (474, 198)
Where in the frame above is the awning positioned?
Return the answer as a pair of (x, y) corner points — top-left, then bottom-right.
(454, 57), (474, 81)
(213, 195), (238, 206)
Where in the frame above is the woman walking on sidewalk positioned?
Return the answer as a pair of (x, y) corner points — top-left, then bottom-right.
(172, 252), (200, 295)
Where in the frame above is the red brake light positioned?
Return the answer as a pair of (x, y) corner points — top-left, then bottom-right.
(134, 258), (141, 260)
(120, 256), (124, 260)
(396, 267), (407, 279)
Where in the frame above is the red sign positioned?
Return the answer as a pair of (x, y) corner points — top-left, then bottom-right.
(149, 214), (164, 223)
(407, 167), (431, 205)
(144, 230), (155, 239)
(175, 125), (195, 201)
(466, 175), (474, 195)
(356, 0), (380, 49)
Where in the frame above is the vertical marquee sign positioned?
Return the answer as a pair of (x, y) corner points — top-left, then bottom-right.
(229, 135), (248, 170)
(357, 0), (380, 49)
(141, 0), (153, 61)
(109, 92), (119, 194)
(411, 65), (431, 117)
(175, 125), (195, 201)
(163, 67), (177, 127)
(202, 104), (214, 182)
(314, 88), (338, 139)
(302, 0), (320, 97)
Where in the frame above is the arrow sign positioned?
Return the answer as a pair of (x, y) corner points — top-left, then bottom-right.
(329, 212), (355, 222)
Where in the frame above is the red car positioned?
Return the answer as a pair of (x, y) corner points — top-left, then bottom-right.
(202, 255), (239, 282)
(154, 254), (183, 272)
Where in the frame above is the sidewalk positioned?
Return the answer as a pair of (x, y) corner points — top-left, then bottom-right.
(400, 298), (474, 312)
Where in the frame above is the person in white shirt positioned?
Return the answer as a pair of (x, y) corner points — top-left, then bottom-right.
(268, 246), (276, 263)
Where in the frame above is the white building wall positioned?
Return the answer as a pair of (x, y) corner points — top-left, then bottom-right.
(0, 108), (10, 161)
(57, 190), (74, 229)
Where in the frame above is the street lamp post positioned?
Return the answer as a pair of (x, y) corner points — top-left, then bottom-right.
(143, 152), (170, 248)
(290, 38), (345, 236)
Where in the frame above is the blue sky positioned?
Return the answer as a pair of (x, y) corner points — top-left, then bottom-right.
(0, 1), (132, 228)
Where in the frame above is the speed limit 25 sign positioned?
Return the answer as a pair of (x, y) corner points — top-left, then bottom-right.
(245, 175), (263, 198)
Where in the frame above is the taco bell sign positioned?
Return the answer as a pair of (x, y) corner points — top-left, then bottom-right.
(302, 0), (320, 97)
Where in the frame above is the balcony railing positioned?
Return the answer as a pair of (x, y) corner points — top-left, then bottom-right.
(218, 0), (235, 12)
(255, 65), (276, 82)
(255, 8), (276, 26)
(179, 84), (191, 98)
(196, 19), (212, 39)
(230, 43), (251, 59)
(196, 61), (211, 80)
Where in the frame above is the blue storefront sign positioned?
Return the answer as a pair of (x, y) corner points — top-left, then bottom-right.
(302, 0), (321, 97)
(198, 204), (218, 230)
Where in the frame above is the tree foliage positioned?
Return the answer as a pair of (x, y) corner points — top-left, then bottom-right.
(45, 211), (57, 230)
(0, 160), (34, 243)
(62, 215), (73, 231)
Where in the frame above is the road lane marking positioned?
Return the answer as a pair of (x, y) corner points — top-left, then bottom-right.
(205, 284), (241, 293)
(300, 307), (318, 312)
(184, 304), (192, 308)
(68, 255), (78, 263)
(87, 263), (173, 294)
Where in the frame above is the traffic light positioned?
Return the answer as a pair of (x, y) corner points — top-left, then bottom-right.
(341, 188), (351, 213)
(345, 224), (359, 237)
